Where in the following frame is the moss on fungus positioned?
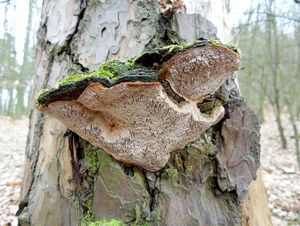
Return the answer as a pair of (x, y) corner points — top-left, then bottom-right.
(58, 59), (137, 87)
(35, 87), (55, 100)
(36, 38), (239, 101)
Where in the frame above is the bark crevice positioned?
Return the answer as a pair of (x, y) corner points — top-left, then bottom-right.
(56, 0), (88, 73)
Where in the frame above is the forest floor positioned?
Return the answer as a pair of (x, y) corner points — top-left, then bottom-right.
(0, 112), (299, 226)
(260, 111), (300, 226)
(0, 116), (28, 226)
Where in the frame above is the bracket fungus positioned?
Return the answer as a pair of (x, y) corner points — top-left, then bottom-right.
(37, 40), (240, 172)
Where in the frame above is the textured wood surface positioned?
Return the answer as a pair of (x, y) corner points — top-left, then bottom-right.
(217, 105), (260, 199)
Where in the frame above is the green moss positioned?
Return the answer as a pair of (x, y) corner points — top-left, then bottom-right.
(58, 74), (88, 87)
(97, 60), (125, 78)
(41, 58), (139, 91)
(37, 39), (237, 101)
(146, 207), (161, 223)
(57, 64), (116, 88)
(35, 87), (55, 100)
(198, 99), (223, 115)
(210, 39), (218, 45)
(81, 213), (125, 226)
(131, 209), (150, 226)
(98, 59), (137, 77)
(131, 204), (154, 226)
(131, 222), (149, 226)
(79, 145), (118, 226)
(199, 101), (216, 113)
(209, 39), (241, 55)
(84, 145), (111, 176)
(125, 57), (137, 68)
(198, 135), (216, 158)
(201, 144), (215, 157)
(134, 204), (142, 224)
(164, 166), (179, 185)
(161, 42), (191, 53)
(173, 152), (184, 172)
(158, 39), (212, 54)
(154, 38), (234, 56)
(89, 219), (125, 226)
(85, 199), (93, 212)
(81, 211), (95, 226)
(133, 171), (144, 186)
(85, 149), (101, 176)
(225, 43), (241, 54)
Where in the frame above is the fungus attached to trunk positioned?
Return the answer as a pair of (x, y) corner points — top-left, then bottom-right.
(36, 40), (240, 172)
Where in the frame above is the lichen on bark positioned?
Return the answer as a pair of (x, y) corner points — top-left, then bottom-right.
(77, 133), (243, 225)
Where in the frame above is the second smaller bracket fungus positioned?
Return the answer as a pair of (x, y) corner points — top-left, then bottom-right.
(38, 81), (224, 171)
(160, 45), (240, 102)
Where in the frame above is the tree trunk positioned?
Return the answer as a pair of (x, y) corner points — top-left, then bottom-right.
(17, 1), (272, 225)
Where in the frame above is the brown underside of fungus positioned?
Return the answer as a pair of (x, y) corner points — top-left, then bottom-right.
(37, 40), (240, 171)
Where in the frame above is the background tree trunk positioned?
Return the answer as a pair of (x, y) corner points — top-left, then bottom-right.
(17, 0), (272, 225)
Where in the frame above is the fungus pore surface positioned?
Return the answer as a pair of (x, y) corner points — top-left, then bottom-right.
(37, 41), (240, 171)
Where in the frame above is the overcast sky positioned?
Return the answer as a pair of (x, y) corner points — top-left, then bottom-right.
(0, 0), (42, 63)
(229, 0), (260, 27)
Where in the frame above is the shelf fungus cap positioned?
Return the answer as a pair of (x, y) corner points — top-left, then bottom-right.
(36, 42), (240, 171)
(38, 81), (224, 171)
(160, 45), (240, 102)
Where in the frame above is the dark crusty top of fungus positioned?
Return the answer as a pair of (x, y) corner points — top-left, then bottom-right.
(37, 39), (240, 172)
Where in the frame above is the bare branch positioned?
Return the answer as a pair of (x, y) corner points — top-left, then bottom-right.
(243, 11), (300, 23)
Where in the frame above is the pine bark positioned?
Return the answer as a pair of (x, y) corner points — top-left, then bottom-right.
(17, 0), (272, 225)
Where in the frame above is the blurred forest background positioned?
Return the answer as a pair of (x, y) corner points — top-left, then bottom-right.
(0, 0), (299, 225)
(236, 0), (300, 169)
(0, 0), (41, 118)
(0, 0), (299, 165)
